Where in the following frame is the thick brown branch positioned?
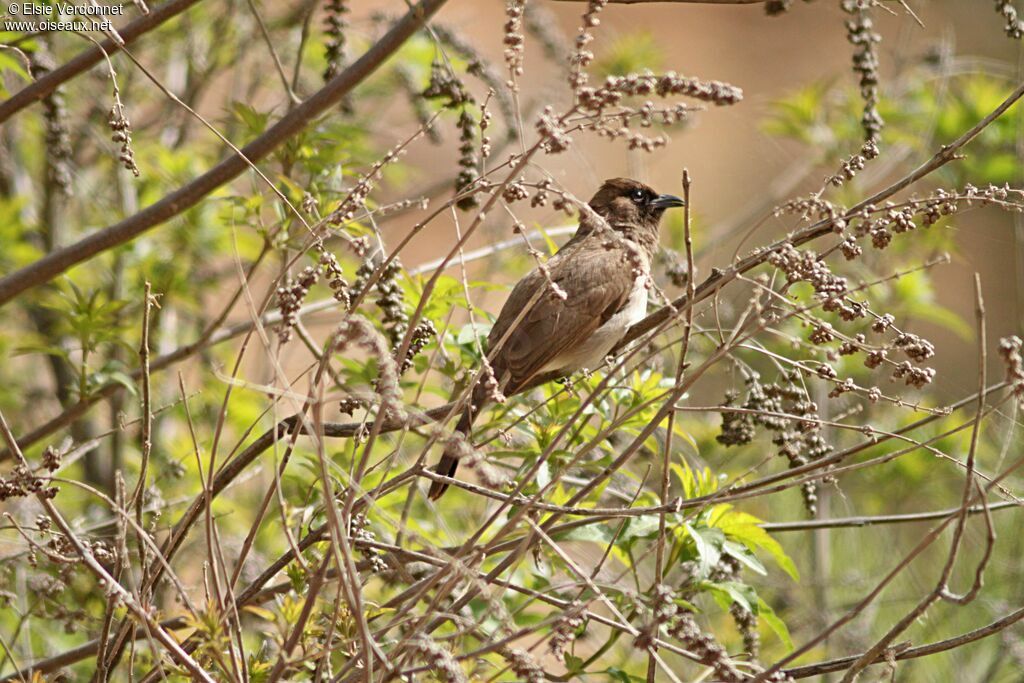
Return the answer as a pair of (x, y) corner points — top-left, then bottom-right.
(0, 0), (448, 309)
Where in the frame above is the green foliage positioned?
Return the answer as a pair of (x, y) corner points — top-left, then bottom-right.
(595, 31), (666, 78)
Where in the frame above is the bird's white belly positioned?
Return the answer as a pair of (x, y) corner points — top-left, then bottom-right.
(541, 275), (648, 374)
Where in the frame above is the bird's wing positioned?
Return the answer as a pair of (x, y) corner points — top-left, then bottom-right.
(487, 240), (637, 394)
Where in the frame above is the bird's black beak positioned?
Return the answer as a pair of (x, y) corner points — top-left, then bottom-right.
(651, 194), (686, 210)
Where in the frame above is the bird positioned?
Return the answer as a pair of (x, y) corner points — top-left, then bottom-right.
(428, 178), (685, 500)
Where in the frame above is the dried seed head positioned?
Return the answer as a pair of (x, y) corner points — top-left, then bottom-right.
(323, 0), (350, 81)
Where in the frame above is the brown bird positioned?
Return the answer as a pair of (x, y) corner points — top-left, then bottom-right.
(428, 178), (685, 500)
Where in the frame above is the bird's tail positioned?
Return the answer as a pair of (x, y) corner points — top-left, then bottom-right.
(428, 408), (475, 500)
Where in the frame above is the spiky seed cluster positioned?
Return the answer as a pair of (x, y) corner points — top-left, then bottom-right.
(318, 249), (351, 308)
(826, 138), (880, 187)
(408, 636), (467, 683)
(400, 320), (437, 375)
(349, 513), (386, 572)
(999, 336), (1024, 398)
(430, 24), (518, 143)
(996, 0), (1024, 39)
(503, 0), (526, 86)
(892, 361), (935, 389)
(777, 241), (940, 391)
(839, 334), (864, 356)
(872, 314), (895, 334)
(531, 178), (554, 208)
(839, 237), (863, 260)
(730, 601), (760, 658)
(568, 0), (608, 94)
(372, 259), (409, 349)
(7, 444), (64, 504)
(769, 244), (848, 300)
(549, 600), (585, 659)
(635, 584), (678, 649)
(717, 389), (756, 446)
(30, 53), (72, 197)
(842, 0), (883, 141)
(501, 648), (544, 683)
(323, 0), (349, 81)
(669, 613), (744, 682)
(301, 192), (319, 217)
(584, 102), (693, 151)
(338, 396), (368, 416)
(352, 257), (435, 377)
(502, 180), (530, 203)
(1, 464), (59, 501)
(276, 266), (320, 343)
(423, 60), (472, 108)
(479, 97), (493, 159)
(776, 196), (845, 230)
(332, 317), (404, 421)
(893, 332), (935, 362)
(580, 72), (744, 114)
(718, 373), (831, 515)
(850, 193), (958, 251)
(41, 445), (62, 471)
(536, 106), (572, 154)
(108, 102), (140, 177)
(864, 349), (886, 369)
(456, 110), (481, 209)
(420, 61), (484, 207)
(809, 322), (835, 345)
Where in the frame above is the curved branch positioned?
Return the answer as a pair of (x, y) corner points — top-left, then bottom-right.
(783, 605), (1024, 679)
(0, 0), (449, 309)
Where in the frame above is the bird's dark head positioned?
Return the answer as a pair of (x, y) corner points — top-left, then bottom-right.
(587, 177), (685, 231)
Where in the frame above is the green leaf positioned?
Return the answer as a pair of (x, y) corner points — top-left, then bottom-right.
(564, 654), (585, 675)
(704, 580), (757, 614)
(456, 323), (488, 346)
(713, 508), (799, 581)
(757, 597), (793, 651)
(685, 523), (725, 577)
(534, 223), (562, 256)
(619, 515), (662, 544)
(595, 31), (665, 78)
(723, 539), (767, 576)
(14, 343), (69, 362)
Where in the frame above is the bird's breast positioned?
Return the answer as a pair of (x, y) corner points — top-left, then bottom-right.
(541, 271), (649, 374)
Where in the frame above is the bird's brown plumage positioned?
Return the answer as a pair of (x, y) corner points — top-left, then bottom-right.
(428, 178), (684, 499)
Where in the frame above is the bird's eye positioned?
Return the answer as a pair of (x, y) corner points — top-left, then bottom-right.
(630, 189), (646, 203)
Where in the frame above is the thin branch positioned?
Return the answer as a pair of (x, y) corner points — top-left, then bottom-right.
(784, 605), (1024, 679)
